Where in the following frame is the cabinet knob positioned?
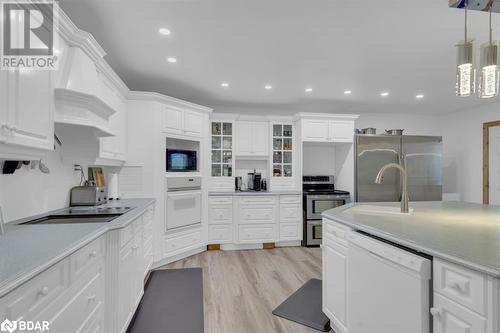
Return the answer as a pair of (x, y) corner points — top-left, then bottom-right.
(38, 286), (49, 296)
(89, 251), (97, 258)
(449, 280), (465, 293)
(87, 295), (96, 302)
(429, 307), (441, 319)
(132, 245), (139, 251)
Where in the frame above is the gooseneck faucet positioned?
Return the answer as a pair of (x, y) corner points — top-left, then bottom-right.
(375, 163), (409, 213)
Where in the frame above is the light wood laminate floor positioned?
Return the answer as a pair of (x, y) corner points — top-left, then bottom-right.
(158, 247), (325, 333)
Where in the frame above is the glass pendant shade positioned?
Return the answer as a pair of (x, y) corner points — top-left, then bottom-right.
(456, 41), (476, 97)
(479, 43), (500, 98)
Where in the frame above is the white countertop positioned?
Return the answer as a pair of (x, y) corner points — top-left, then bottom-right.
(0, 198), (155, 296)
(209, 190), (302, 196)
(323, 201), (500, 277)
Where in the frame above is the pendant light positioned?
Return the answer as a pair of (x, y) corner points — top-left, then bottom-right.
(456, 0), (476, 97)
(479, 5), (500, 98)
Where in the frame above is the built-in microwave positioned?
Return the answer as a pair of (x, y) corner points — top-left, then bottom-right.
(166, 149), (198, 172)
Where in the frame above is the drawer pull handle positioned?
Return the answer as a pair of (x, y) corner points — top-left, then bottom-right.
(38, 287), (49, 296)
(449, 280), (466, 293)
(87, 295), (96, 302)
(430, 307), (441, 319)
(89, 251), (97, 258)
(132, 245), (139, 251)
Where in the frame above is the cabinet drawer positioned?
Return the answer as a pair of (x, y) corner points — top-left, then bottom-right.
(165, 231), (202, 254)
(70, 238), (104, 283)
(239, 196), (277, 205)
(209, 196), (233, 205)
(323, 220), (350, 246)
(45, 269), (104, 333)
(239, 207), (276, 224)
(279, 223), (301, 241)
(209, 205), (233, 224)
(238, 225), (276, 243)
(434, 259), (488, 315)
(1, 260), (68, 321)
(279, 195), (301, 204)
(208, 225), (233, 243)
(280, 203), (302, 223)
(432, 293), (486, 333)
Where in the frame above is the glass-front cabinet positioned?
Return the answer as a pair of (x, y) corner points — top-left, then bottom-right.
(272, 124), (293, 178)
(211, 121), (233, 177)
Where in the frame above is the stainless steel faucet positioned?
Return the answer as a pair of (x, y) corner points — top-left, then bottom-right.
(0, 205), (5, 235)
(375, 163), (409, 213)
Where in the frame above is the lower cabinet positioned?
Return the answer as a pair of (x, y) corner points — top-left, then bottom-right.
(322, 219), (350, 333)
(432, 294), (487, 333)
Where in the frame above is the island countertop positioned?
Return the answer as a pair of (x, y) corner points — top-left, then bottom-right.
(323, 201), (500, 277)
(0, 198), (155, 297)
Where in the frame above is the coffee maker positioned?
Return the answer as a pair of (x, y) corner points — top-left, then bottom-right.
(247, 170), (262, 191)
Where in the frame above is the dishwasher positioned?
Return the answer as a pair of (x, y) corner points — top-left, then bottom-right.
(347, 231), (432, 333)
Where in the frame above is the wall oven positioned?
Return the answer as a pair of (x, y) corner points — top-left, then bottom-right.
(166, 177), (201, 230)
(306, 194), (349, 220)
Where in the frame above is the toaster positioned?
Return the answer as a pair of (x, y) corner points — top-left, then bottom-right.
(70, 186), (107, 206)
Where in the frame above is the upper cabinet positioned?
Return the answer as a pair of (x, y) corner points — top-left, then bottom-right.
(0, 68), (54, 159)
(300, 114), (358, 143)
(162, 106), (204, 138)
(211, 121), (233, 177)
(235, 121), (269, 157)
(272, 123), (294, 178)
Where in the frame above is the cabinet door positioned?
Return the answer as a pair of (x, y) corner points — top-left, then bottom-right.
(302, 120), (329, 142)
(323, 242), (348, 332)
(184, 110), (203, 136)
(235, 121), (253, 155)
(9, 70), (54, 150)
(432, 294), (486, 333)
(330, 120), (354, 143)
(162, 107), (184, 134)
(252, 122), (269, 155)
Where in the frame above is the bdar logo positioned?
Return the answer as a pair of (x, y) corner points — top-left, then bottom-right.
(0, 319), (17, 333)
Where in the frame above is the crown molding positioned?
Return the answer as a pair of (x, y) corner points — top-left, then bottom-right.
(127, 91), (213, 113)
(293, 112), (360, 121)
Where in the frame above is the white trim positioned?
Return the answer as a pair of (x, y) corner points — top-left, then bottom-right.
(128, 91), (213, 113)
(293, 112), (360, 121)
(151, 246), (206, 268)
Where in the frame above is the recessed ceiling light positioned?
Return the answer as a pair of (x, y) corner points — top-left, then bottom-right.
(265, 85), (273, 90)
(416, 94), (424, 99)
(344, 90), (352, 95)
(380, 92), (389, 97)
(221, 82), (229, 88)
(167, 57), (177, 63)
(305, 88), (313, 93)
(159, 28), (171, 36)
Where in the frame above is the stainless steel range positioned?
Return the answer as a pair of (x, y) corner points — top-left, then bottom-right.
(303, 175), (350, 247)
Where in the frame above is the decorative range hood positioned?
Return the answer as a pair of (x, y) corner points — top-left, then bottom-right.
(54, 46), (116, 137)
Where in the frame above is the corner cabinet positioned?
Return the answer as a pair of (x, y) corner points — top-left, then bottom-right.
(0, 69), (54, 157)
(300, 114), (358, 143)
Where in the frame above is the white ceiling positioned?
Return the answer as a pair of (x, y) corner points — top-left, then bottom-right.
(60, 0), (500, 114)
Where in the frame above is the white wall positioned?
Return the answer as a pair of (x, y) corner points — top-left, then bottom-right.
(355, 113), (443, 136)
(440, 102), (500, 204)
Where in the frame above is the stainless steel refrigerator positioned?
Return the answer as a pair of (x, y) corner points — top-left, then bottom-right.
(355, 134), (442, 202)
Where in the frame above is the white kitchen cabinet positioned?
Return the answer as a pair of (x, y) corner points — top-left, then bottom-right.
(162, 106), (205, 138)
(235, 121), (269, 157)
(0, 69), (54, 152)
(300, 115), (357, 143)
(98, 101), (127, 163)
(432, 293), (487, 333)
(278, 195), (302, 242)
(322, 218), (352, 333)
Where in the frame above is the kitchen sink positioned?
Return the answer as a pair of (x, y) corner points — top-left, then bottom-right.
(344, 205), (414, 216)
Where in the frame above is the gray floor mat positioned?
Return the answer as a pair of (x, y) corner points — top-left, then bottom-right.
(272, 278), (331, 332)
(127, 268), (204, 333)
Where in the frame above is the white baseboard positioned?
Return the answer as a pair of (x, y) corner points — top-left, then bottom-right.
(151, 246), (206, 269)
(276, 240), (302, 247)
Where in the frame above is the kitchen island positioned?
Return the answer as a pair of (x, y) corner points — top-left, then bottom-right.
(322, 201), (500, 333)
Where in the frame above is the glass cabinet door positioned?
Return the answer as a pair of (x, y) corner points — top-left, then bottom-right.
(272, 124), (293, 177)
(211, 122), (233, 177)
